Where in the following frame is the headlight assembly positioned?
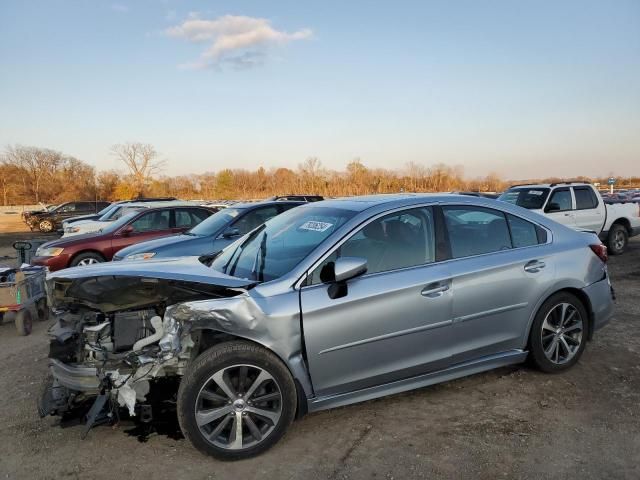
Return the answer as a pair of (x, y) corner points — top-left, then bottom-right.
(36, 247), (64, 257)
(125, 252), (157, 261)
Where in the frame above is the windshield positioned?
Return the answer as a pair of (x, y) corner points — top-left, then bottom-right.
(100, 211), (140, 234)
(210, 206), (357, 282)
(499, 188), (550, 210)
(97, 203), (114, 216)
(189, 208), (244, 236)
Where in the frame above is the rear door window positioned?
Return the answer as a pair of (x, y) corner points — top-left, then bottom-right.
(130, 210), (171, 232)
(443, 206), (512, 258)
(573, 187), (598, 210)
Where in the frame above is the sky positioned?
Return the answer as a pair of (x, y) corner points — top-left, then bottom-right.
(1, 0), (639, 180)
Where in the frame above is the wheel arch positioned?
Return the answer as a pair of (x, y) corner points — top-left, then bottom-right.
(69, 249), (106, 265)
(610, 217), (632, 235)
(191, 327), (310, 419)
(526, 287), (595, 346)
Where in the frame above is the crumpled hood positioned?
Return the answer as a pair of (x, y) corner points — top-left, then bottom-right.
(46, 256), (254, 312)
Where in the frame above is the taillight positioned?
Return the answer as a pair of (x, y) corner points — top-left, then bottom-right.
(590, 244), (608, 263)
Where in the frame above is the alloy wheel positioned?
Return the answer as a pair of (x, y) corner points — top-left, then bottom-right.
(195, 364), (283, 450)
(541, 302), (583, 365)
(77, 258), (101, 266)
(613, 230), (625, 251)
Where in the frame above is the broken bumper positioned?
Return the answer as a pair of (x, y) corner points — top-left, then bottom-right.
(49, 359), (100, 393)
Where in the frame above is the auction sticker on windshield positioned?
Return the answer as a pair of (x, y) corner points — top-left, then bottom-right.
(299, 221), (333, 232)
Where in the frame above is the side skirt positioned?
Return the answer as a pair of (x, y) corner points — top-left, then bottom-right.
(307, 349), (528, 412)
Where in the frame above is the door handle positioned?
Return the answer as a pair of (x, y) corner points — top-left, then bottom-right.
(524, 260), (546, 273)
(421, 281), (450, 298)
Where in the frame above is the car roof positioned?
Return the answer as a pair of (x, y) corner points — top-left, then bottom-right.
(226, 200), (306, 209)
(299, 193), (483, 212)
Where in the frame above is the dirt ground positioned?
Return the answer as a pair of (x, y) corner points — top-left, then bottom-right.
(0, 214), (638, 479)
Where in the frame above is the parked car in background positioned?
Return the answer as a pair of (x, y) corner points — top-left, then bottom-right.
(113, 200), (305, 261)
(39, 194), (613, 459)
(61, 197), (178, 230)
(268, 194), (324, 202)
(499, 182), (640, 254)
(31, 205), (215, 271)
(27, 201), (111, 233)
(61, 201), (212, 237)
(451, 191), (500, 199)
(21, 204), (58, 225)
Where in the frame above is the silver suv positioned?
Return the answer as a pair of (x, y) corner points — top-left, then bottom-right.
(40, 194), (614, 460)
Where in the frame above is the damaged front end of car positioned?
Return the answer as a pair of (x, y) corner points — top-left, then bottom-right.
(37, 258), (259, 436)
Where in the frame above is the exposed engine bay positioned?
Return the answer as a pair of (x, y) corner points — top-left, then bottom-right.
(38, 271), (252, 435)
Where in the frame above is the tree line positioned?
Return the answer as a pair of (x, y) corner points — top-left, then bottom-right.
(1, 144), (638, 205)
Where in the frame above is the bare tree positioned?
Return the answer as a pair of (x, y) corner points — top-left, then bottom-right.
(3, 145), (63, 203)
(110, 142), (165, 197)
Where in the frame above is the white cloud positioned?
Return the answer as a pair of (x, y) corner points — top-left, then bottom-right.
(166, 14), (312, 70)
(111, 4), (129, 13)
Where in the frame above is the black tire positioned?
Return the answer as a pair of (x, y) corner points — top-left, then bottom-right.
(3, 311), (17, 325)
(177, 340), (297, 460)
(15, 309), (33, 336)
(38, 219), (54, 233)
(607, 224), (628, 255)
(529, 292), (589, 373)
(36, 298), (48, 321)
(69, 252), (105, 267)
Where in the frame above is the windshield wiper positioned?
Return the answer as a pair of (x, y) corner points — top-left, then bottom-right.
(225, 224), (267, 277)
(251, 231), (268, 282)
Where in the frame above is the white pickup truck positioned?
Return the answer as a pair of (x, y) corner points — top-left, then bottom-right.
(499, 182), (640, 255)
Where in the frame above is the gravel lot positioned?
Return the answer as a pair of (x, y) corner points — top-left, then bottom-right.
(0, 219), (638, 480)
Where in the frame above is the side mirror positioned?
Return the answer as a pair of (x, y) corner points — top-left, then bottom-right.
(334, 257), (368, 283)
(120, 225), (134, 236)
(326, 257), (367, 300)
(545, 202), (561, 213)
(222, 227), (240, 239)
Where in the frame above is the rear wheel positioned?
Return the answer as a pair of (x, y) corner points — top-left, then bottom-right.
(37, 298), (48, 321)
(177, 341), (297, 460)
(38, 219), (54, 233)
(70, 252), (105, 267)
(15, 309), (33, 336)
(607, 224), (628, 255)
(3, 311), (17, 325)
(529, 292), (588, 373)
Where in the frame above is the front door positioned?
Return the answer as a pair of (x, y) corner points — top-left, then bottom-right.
(301, 206), (454, 397)
(109, 209), (172, 258)
(544, 188), (575, 227)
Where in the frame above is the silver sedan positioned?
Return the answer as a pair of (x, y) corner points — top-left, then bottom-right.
(42, 194), (614, 460)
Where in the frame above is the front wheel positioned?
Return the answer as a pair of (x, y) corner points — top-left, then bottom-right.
(70, 252), (105, 267)
(177, 341), (297, 460)
(15, 309), (33, 336)
(607, 224), (628, 255)
(529, 292), (589, 373)
(38, 220), (54, 233)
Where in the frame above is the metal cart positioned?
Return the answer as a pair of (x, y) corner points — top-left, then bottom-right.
(0, 267), (48, 336)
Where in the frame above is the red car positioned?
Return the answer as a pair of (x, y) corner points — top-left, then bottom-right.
(32, 205), (214, 271)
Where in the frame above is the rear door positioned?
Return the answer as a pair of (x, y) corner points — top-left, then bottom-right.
(109, 209), (173, 258)
(441, 205), (554, 363)
(544, 188), (575, 227)
(301, 206), (454, 397)
(572, 186), (604, 232)
(173, 208), (211, 233)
